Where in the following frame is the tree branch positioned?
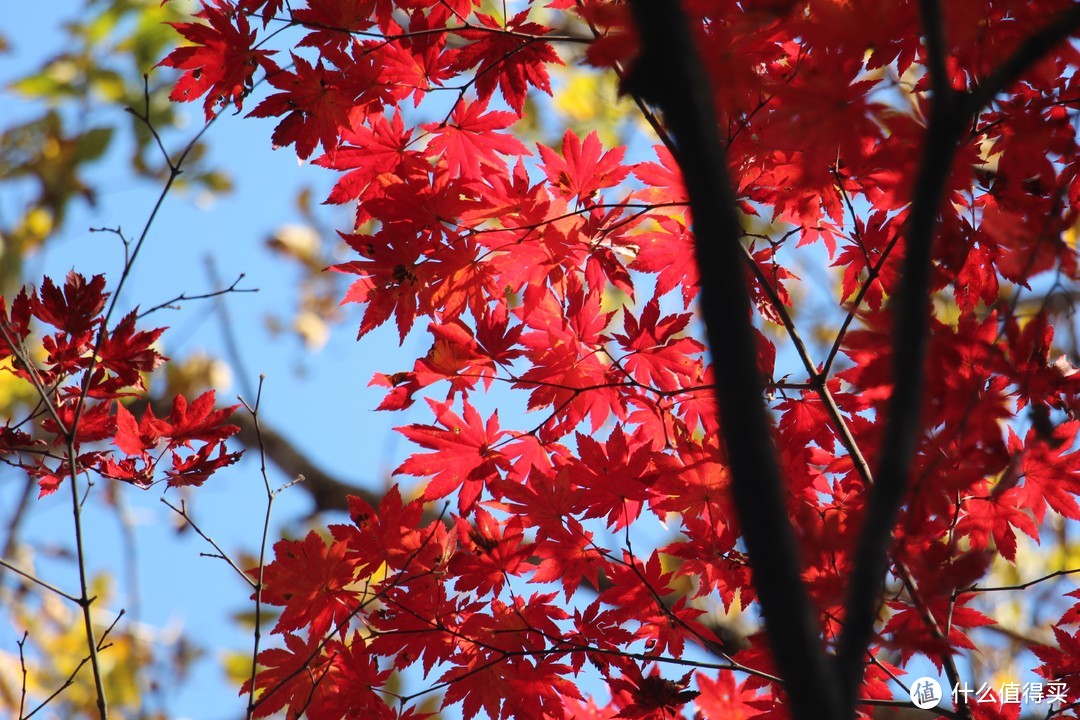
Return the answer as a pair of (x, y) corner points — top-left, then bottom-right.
(837, 2), (1080, 711)
(835, 0), (963, 706)
(622, 2), (841, 719)
(964, 3), (1080, 115)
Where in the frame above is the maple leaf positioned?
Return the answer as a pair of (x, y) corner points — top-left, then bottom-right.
(166, 441), (242, 487)
(633, 144), (687, 204)
(259, 531), (359, 636)
(882, 595), (995, 668)
(332, 226), (429, 341)
(333, 485), (433, 574)
(954, 493), (1039, 562)
(292, 0), (377, 51)
(451, 11), (561, 113)
(244, 632), (329, 719)
(448, 509), (530, 596)
(395, 398), (509, 513)
(1031, 626), (1080, 704)
(422, 98), (529, 180)
(0, 288), (33, 362)
(1003, 423), (1080, 523)
(247, 48), (390, 160)
(529, 520), (606, 600)
(573, 427), (658, 529)
(609, 667), (699, 719)
(32, 271), (107, 337)
(438, 595), (571, 718)
(613, 298), (703, 392)
(438, 657), (536, 720)
(1062, 587), (1080, 626)
(309, 635), (396, 719)
(96, 456), (153, 488)
(97, 311), (167, 391)
(492, 467), (581, 535)
(113, 402), (170, 456)
(515, 282), (625, 439)
(600, 551), (676, 623)
(695, 671), (761, 720)
(317, 112), (426, 207)
(158, 0), (278, 119)
(662, 516), (748, 609)
(35, 472), (64, 499)
(377, 10), (460, 104)
(165, 390), (240, 446)
(46, 400), (116, 444)
(236, 0), (284, 22)
(539, 129), (631, 204)
(412, 319), (497, 399)
(0, 425), (35, 455)
(630, 215), (698, 308)
(367, 580), (461, 674)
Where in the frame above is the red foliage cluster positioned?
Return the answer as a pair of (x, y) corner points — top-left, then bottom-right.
(0, 271), (241, 495)
(157, 0), (1080, 718)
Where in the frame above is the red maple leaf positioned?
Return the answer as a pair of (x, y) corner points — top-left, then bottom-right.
(259, 531), (359, 636)
(97, 311), (166, 391)
(317, 111), (426, 207)
(1003, 423), (1080, 523)
(422, 98), (529, 179)
(331, 225), (430, 341)
(308, 635), (396, 719)
(158, 0), (278, 119)
(954, 493), (1039, 562)
(573, 426), (658, 529)
(247, 47), (390, 160)
(395, 398), (509, 513)
(165, 390), (240, 446)
(448, 509), (530, 596)
(608, 667), (699, 719)
(538, 129), (631, 204)
(450, 11), (561, 113)
(243, 632), (329, 719)
(613, 297), (703, 392)
(695, 671), (762, 720)
(33, 271), (107, 337)
(292, 0), (377, 50)
(630, 215), (698, 308)
(113, 402), (171, 456)
(883, 595), (995, 668)
(1031, 627), (1080, 704)
(333, 485), (450, 576)
(165, 441), (242, 487)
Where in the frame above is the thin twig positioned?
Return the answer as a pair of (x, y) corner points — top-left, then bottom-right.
(243, 375), (273, 720)
(161, 499), (256, 588)
(0, 557), (81, 604)
(962, 567), (1080, 594)
(136, 272), (256, 319)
